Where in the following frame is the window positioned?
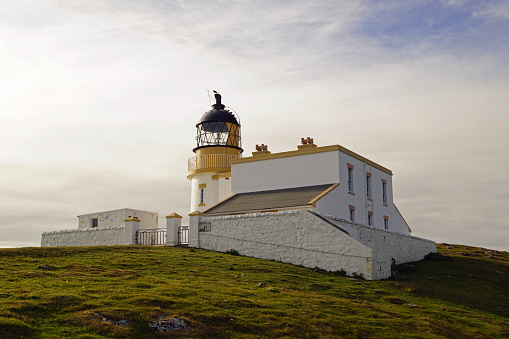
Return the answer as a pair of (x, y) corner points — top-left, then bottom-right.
(347, 164), (354, 193)
(366, 173), (372, 199)
(368, 211), (373, 226)
(349, 205), (355, 223)
(200, 188), (204, 204)
(91, 218), (98, 228)
(382, 179), (387, 205)
(384, 215), (389, 230)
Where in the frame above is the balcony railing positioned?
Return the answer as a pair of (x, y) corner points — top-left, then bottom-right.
(188, 154), (241, 171)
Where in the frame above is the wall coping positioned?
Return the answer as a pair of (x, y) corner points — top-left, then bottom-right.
(42, 225), (125, 235)
(203, 210), (434, 244)
(205, 209), (301, 221)
(321, 213), (435, 243)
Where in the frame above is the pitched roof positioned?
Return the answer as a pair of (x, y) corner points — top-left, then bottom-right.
(203, 183), (338, 215)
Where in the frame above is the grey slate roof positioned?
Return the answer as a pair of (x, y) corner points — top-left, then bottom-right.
(204, 184), (337, 215)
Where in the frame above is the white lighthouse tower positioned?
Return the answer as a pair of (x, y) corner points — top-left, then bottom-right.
(187, 92), (243, 212)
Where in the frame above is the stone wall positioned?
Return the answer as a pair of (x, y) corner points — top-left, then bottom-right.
(196, 210), (435, 280)
(41, 225), (125, 247)
(318, 215), (436, 280)
(199, 210), (374, 278)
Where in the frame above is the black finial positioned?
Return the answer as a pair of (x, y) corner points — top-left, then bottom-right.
(212, 90), (225, 109)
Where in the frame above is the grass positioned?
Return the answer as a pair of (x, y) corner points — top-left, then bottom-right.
(0, 243), (507, 338)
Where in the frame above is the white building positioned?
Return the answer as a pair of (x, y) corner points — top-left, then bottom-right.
(188, 94), (408, 235)
(181, 93), (435, 280)
(41, 208), (159, 247)
(41, 92), (435, 279)
(78, 208), (158, 230)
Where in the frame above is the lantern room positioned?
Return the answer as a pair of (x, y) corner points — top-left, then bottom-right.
(194, 91), (242, 153)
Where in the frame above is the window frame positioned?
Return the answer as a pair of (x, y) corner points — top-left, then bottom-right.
(382, 179), (388, 205)
(366, 172), (372, 199)
(367, 211), (373, 226)
(347, 163), (354, 193)
(383, 215), (389, 230)
(349, 205), (355, 223)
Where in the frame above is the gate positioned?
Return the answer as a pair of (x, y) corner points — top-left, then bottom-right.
(136, 229), (166, 245)
(178, 226), (189, 245)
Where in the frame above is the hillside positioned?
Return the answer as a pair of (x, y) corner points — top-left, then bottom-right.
(0, 244), (507, 338)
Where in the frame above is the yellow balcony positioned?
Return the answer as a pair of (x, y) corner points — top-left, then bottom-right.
(187, 154), (241, 177)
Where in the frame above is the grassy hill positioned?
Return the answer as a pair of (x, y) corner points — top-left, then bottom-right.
(0, 244), (507, 338)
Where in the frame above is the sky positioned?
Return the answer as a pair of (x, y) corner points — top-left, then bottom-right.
(1, 0), (508, 251)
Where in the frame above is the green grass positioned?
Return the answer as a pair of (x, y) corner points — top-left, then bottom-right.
(0, 244), (507, 338)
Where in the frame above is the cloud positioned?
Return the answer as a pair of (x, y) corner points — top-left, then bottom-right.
(0, 0), (508, 251)
(473, 1), (509, 20)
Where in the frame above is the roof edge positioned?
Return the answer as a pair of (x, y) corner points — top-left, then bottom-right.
(393, 203), (412, 233)
(205, 205), (311, 216)
(230, 144), (393, 175)
(308, 183), (339, 207)
(202, 194), (238, 214)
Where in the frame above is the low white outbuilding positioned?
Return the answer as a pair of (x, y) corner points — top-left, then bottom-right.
(77, 208), (158, 230)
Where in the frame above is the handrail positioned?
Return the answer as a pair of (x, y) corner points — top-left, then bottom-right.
(188, 154), (241, 171)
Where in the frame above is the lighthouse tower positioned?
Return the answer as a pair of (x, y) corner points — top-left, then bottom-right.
(187, 92), (243, 212)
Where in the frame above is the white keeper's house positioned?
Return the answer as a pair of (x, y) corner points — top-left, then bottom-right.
(41, 92), (435, 280)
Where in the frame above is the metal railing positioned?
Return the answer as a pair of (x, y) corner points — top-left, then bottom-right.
(136, 229), (166, 245)
(188, 154), (241, 171)
(178, 226), (189, 245)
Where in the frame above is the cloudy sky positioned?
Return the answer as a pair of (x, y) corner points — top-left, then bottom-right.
(1, 0), (508, 250)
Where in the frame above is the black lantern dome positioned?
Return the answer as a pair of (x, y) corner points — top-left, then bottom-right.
(194, 92), (242, 153)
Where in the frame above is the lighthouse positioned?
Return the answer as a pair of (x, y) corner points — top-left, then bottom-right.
(187, 92), (243, 212)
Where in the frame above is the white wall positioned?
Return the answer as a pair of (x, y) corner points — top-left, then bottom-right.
(78, 209), (158, 230)
(190, 173), (232, 212)
(230, 148), (410, 234)
(231, 151), (340, 193)
(196, 210), (435, 280)
(316, 214), (436, 279)
(41, 226), (125, 247)
(199, 210), (374, 278)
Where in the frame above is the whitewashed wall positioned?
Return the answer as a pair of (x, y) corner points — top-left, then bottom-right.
(199, 210), (374, 278)
(190, 173), (232, 212)
(190, 173), (222, 212)
(317, 215), (436, 280)
(197, 210), (435, 280)
(231, 148), (410, 235)
(78, 209), (157, 230)
(231, 151), (340, 193)
(41, 226), (125, 247)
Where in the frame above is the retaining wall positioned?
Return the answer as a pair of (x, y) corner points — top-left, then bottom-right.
(41, 225), (125, 247)
(319, 215), (436, 279)
(197, 210), (436, 280)
(199, 210), (374, 278)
